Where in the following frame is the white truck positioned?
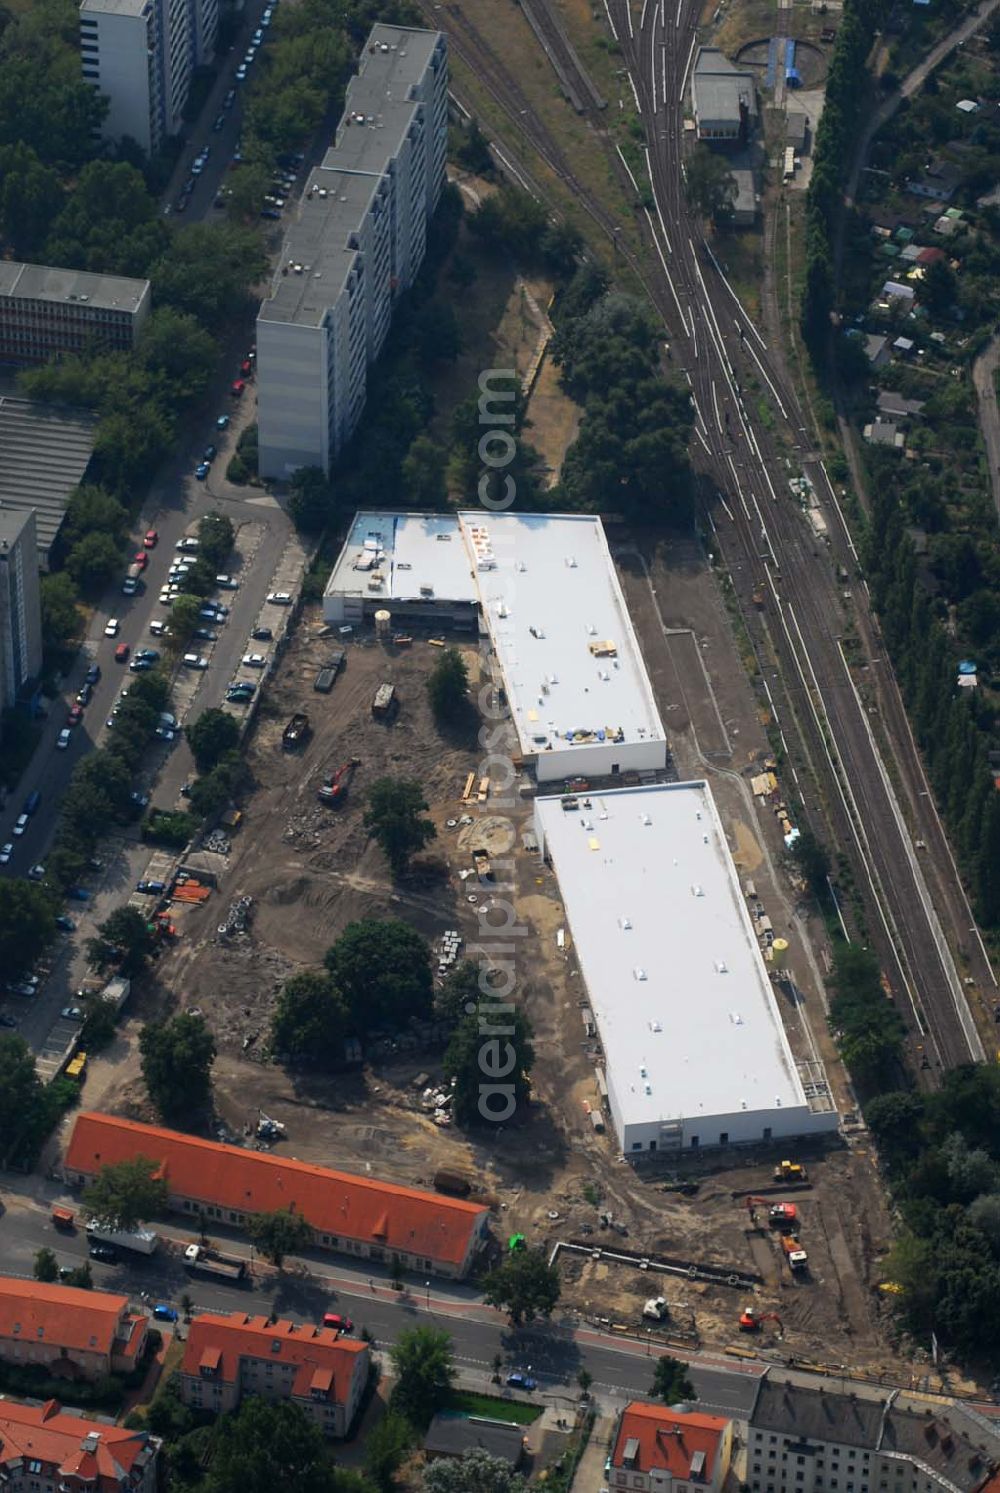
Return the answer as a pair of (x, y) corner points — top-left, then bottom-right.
(102, 976), (131, 1014)
(86, 1220), (158, 1256)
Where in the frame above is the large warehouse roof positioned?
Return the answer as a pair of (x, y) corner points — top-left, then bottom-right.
(535, 782), (817, 1137)
(459, 512), (664, 766)
(324, 511), (478, 606)
(0, 397), (97, 558)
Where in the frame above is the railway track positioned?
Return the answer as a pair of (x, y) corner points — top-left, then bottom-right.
(427, 0), (989, 1074)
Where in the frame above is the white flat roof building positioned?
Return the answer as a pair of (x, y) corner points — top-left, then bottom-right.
(323, 511), (667, 783)
(534, 782), (838, 1154)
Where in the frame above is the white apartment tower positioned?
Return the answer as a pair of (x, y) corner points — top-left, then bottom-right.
(257, 24), (448, 480)
(79, 0), (217, 156)
(0, 508), (42, 720)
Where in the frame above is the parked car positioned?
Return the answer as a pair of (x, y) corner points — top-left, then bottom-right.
(0, 1014), (16, 1028)
(27, 864), (45, 881)
(12, 815), (27, 837)
(506, 1372), (537, 1391)
(231, 379), (246, 397)
(153, 1303), (179, 1322)
(182, 654), (209, 670)
(251, 626), (273, 641)
(130, 791), (150, 808)
(216, 414), (230, 430)
(85, 663), (101, 685)
(56, 728), (72, 749)
(236, 63), (248, 80)
(67, 704), (83, 726)
(61, 1004), (83, 1019)
(67, 887), (91, 901)
(160, 712), (177, 728)
(322, 1313), (353, 1332)
(176, 537), (200, 552)
(104, 618), (120, 637)
(203, 444), (217, 461)
(193, 628), (218, 642)
(224, 87), (236, 108)
(135, 648), (160, 662)
(11, 981), (38, 998)
(76, 683), (93, 706)
(155, 726), (176, 742)
(0, 842), (11, 863)
(55, 919), (77, 935)
(144, 529), (158, 548)
(267, 591), (293, 605)
(195, 461), (210, 480)
(133, 551), (148, 570)
(212, 112), (226, 132)
(260, 208), (281, 220)
(150, 619), (167, 636)
(89, 1242), (118, 1263)
(137, 879), (165, 894)
(129, 657), (154, 673)
(227, 684), (256, 702)
(115, 643), (130, 663)
(242, 653), (266, 668)
(216, 574), (238, 589)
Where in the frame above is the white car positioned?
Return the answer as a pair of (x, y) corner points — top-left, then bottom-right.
(56, 728), (72, 749)
(150, 619), (167, 636)
(104, 618), (120, 637)
(160, 712), (177, 728)
(0, 842), (12, 864)
(13, 814), (28, 837)
(267, 591), (293, 606)
(176, 537), (199, 552)
(242, 653), (266, 668)
(182, 654), (209, 670)
(215, 574), (239, 589)
(159, 591), (174, 607)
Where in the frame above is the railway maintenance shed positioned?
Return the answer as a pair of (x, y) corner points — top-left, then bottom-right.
(323, 510), (668, 783)
(534, 781), (838, 1154)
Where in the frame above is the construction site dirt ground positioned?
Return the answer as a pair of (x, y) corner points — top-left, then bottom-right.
(80, 559), (899, 1377)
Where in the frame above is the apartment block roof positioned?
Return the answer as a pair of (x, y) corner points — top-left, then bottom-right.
(181, 1314), (367, 1405)
(65, 1112), (488, 1269)
(0, 261), (148, 314)
(612, 1403), (731, 1477)
(0, 1398), (157, 1491)
(0, 1276), (137, 1361)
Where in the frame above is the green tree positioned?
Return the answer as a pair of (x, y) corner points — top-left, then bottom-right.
(270, 971), (350, 1062)
(63, 1261), (93, 1290)
(197, 511), (236, 569)
(186, 707), (241, 771)
(33, 1246), (58, 1282)
(226, 161), (274, 224)
(39, 572), (80, 646)
(444, 1006), (534, 1129)
(650, 1354), (696, 1404)
(401, 435), (447, 508)
(203, 1395), (353, 1493)
(364, 1408), (415, 1492)
(138, 308), (217, 400)
(389, 1325), (455, 1428)
(66, 531), (122, 596)
(920, 257), (958, 318)
(363, 777), (437, 877)
(83, 1155), (169, 1231)
(166, 593), (203, 648)
(87, 906), (156, 977)
(577, 1367), (593, 1396)
(683, 146), (737, 227)
(426, 648), (469, 724)
(288, 466), (333, 534)
(187, 751), (244, 819)
(423, 1452), (528, 1492)
(324, 918), (433, 1032)
(482, 1248), (560, 1325)
(0, 880), (56, 981)
(45, 161), (166, 274)
(791, 827), (830, 897)
(247, 1207), (314, 1268)
(453, 116), (493, 175)
(140, 1014), (216, 1125)
(62, 483), (129, 547)
(151, 223), (267, 332)
(435, 960), (481, 1025)
(0, 142), (61, 257)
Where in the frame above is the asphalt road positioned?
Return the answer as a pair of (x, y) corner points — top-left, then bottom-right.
(0, 1189), (766, 1414)
(599, 0), (988, 1075)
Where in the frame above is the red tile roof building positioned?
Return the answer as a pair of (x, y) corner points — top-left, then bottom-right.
(178, 1313), (369, 1438)
(64, 1112), (490, 1278)
(0, 1277), (147, 1381)
(611, 1403), (734, 1493)
(0, 1398), (159, 1493)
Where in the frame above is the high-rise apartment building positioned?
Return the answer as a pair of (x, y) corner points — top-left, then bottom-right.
(256, 24), (448, 480)
(79, 0), (217, 156)
(0, 508), (43, 718)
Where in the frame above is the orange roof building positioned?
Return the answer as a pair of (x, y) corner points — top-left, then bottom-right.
(0, 1398), (160, 1493)
(0, 1277), (147, 1381)
(178, 1313), (370, 1438)
(64, 1112), (490, 1278)
(610, 1403), (734, 1492)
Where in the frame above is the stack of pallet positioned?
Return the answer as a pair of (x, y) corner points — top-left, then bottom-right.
(172, 879), (211, 905)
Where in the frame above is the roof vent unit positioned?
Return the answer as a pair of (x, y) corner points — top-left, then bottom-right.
(528, 625), (545, 639)
(650, 1020), (662, 1032)
(517, 560), (526, 572)
(587, 623), (597, 635)
(619, 915), (632, 930)
(776, 1097), (782, 1107)
(599, 670), (609, 681)
(703, 834), (709, 844)
(640, 813), (652, 826)
(729, 1011), (743, 1025)
(565, 555), (577, 568)
(741, 1100), (748, 1110)
(715, 960), (728, 974)
(633, 967), (648, 982)
(644, 1083), (652, 1095)
(639, 1065), (647, 1078)
(691, 884), (704, 897)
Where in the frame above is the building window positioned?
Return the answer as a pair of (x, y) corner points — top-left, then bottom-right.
(720, 1132), (729, 1144)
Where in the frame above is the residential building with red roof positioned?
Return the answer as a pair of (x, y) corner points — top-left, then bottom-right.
(64, 1112), (490, 1278)
(0, 1398), (159, 1493)
(610, 1403), (733, 1493)
(0, 1277), (147, 1381)
(178, 1313), (369, 1438)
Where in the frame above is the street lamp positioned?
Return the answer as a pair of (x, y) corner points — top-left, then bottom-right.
(425, 1280), (431, 1309)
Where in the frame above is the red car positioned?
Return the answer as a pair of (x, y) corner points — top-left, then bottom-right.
(114, 643), (130, 663)
(144, 529), (158, 549)
(322, 1313), (353, 1332)
(67, 703), (83, 726)
(133, 551), (148, 570)
(231, 379), (245, 397)
(240, 358), (253, 378)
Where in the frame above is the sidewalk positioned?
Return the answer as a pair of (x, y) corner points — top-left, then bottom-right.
(570, 1405), (613, 1492)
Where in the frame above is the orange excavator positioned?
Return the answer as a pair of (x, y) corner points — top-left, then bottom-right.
(739, 1306), (784, 1336)
(745, 1196), (798, 1230)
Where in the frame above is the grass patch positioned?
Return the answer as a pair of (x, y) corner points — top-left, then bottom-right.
(446, 1390), (543, 1425)
(716, 0), (777, 56)
(125, 1336), (186, 1427)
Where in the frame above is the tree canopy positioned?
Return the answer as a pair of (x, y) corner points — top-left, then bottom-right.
(139, 1014), (216, 1125)
(426, 647), (470, 724)
(482, 1248), (561, 1325)
(444, 1005), (535, 1128)
(87, 905), (156, 977)
(363, 777), (437, 876)
(389, 1325), (455, 1428)
(650, 1354), (696, 1404)
(684, 146), (737, 227)
(83, 1156), (169, 1231)
(0, 1034), (41, 1159)
(186, 708), (241, 771)
(422, 1451), (528, 1493)
(247, 1207), (314, 1268)
(324, 918), (432, 1033)
(0, 880), (55, 981)
(270, 970), (350, 1062)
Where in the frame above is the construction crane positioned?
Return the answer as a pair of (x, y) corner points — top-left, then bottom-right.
(739, 1306), (784, 1336)
(745, 1196), (798, 1230)
(773, 1160), (807, 1183)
